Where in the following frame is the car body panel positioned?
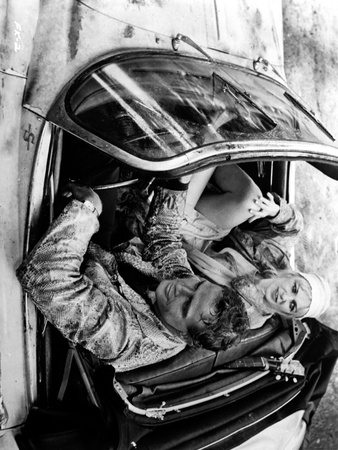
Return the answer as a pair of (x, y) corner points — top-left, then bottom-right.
(23, 0), (285, 118)
(23, 0), (338, 178)
(0, 0), (41, 445)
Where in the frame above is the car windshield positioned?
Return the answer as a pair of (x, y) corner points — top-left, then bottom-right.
(67, 54), (334, 161)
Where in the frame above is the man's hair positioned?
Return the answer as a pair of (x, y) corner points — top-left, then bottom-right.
(188, 286), (249, 351)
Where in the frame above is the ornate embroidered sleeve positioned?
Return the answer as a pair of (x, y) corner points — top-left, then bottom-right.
(16, 200), (141, 361)
(143, 186), (193, 279)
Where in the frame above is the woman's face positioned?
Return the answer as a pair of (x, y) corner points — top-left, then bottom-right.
(257, 275), (311, 318)
(154, 276), (223, 336)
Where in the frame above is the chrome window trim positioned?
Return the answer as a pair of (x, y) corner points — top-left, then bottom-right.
(47, 107), (338, 176)
(47, 50), (338, 176)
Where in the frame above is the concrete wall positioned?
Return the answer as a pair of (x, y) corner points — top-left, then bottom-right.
(283, 1), (338, 448)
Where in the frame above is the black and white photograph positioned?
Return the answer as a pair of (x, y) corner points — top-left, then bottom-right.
(1, 1), (338, 449)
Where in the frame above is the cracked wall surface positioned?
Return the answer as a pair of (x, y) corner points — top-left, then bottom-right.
(283, 1), (338, 448)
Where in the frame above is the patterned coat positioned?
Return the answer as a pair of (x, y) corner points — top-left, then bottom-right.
(17, 186), (193, 372)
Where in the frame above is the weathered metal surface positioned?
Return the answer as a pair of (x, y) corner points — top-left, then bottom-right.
(23, 0), (285, 118)
(0, 77), (39, 443)
(204, 0), (284, 68)
(0, 0), (40, 445)
(0, 0), (39, 76)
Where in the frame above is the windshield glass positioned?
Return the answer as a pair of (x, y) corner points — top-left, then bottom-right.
(67, 54), (334, 161)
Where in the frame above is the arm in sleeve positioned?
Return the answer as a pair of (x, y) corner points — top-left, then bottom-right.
(16, 200), (137, 361)
(143, 185), (193, 279)
(243, 193), (304, 250)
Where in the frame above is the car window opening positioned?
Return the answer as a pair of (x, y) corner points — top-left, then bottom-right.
(65, 54), (332, 163)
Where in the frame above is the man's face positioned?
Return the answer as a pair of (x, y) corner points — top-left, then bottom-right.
(258, 275), (311, 318)
(155, 276), (224, 336)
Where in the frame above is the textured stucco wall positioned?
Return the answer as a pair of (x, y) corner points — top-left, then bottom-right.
(283, 1), (338, 448)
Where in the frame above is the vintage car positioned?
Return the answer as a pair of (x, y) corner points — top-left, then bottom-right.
(1, 1), (338, 449)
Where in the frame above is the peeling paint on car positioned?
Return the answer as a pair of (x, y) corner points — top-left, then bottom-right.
(124, 24), (134, 38)
(254, 8), (263, 28)
(68, 1), (83, 60)
(129, 0), (146, 5)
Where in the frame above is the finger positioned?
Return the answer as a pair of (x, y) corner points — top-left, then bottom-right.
(253, 198), (268, 209)
(248, 215), (259, 223)
(257, 196), (270, 205)
(249, 208), (265, 217)
(253, 197), (264, 207)
(250, 203), (262, 212)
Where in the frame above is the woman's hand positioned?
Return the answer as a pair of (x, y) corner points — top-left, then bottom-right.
(248, 192), (280, 223)
(62, 182), (103, 216)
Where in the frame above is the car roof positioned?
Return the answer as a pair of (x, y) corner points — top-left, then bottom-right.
(23, 1), (338, 175)
(23, 0), (285, 118)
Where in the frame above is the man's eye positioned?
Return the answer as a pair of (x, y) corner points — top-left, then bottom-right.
(290, 300), (297, 312)
(201, 316), (212, 326)
(182, 297), (193, 318)
(201, 309), (217, 326)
